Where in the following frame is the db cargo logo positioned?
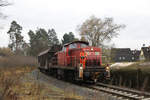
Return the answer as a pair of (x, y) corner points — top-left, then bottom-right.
(86, 52), (100, 55)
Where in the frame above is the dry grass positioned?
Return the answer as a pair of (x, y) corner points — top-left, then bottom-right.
(0, 66), (36, 100)
(0, 67), (83, 100)
(0, 56), (37, 68)
(0, 56), (84, 100)
(0, 65), (82, 100)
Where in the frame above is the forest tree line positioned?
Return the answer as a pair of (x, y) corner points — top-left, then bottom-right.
(3, 15), (125, 57)
(6, 21), (79, 56)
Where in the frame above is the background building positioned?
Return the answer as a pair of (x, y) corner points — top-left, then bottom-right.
(111, 48), (140, 62)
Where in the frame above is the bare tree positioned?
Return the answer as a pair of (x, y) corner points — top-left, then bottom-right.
(77, 15), (125, 47)
(0, 0), (10, 6)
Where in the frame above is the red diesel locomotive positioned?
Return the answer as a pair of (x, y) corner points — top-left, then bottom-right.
(38, 41), (110, 82)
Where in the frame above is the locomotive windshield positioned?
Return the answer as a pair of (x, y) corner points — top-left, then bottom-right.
(69, 43), (88, 49)
(80, 43), (88, 48)
(63, 41), (89, 49)
(69, 43), (77, 49)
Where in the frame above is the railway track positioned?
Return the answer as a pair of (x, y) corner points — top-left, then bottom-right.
(37, 70), (150, 100)
(86, 82), (150, 100)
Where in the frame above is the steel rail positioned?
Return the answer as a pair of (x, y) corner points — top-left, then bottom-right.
(96, 83), (150, 97)
(85, 82), (150, 100)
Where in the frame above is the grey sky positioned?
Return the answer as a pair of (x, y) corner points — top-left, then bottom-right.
(0, 0), (150, 49)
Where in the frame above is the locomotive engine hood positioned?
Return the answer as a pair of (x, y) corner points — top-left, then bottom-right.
(82, 46), (102, 57)
(82, 46), (101, 52)
(81, 47), (102, 67)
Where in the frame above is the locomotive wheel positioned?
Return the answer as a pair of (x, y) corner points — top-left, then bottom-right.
(57, 75), (61, 80)
(57, 69), (64, 80)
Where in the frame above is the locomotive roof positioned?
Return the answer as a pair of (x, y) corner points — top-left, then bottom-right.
(64, 41), (89, 47)
(38, 48), (50, 57)
(38, 45), (62, 57)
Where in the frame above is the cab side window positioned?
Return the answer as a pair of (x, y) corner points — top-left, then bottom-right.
(80, 44), (88, 48)
(62, 46), (66, 52)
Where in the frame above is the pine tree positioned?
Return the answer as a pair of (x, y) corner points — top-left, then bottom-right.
(7, 21), (24, 54)
(47, 29), (59, 46)
(62, 32), (76, 45)
(28, 28), (60, 56)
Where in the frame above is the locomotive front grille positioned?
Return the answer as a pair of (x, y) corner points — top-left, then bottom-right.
(85, 59), (100, 67)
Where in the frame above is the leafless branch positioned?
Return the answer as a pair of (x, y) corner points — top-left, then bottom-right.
(78, 15), (126, 47)
(0, 0), (11, 7)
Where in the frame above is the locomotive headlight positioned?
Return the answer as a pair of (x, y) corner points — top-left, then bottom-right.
(106, 66), (110, 70)
(80, 67), (83, 70)
(79, 63), (83, 69)
(106, 66), (110, 78)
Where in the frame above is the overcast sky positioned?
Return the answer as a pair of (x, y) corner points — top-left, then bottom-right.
(0, 0), (150, 50)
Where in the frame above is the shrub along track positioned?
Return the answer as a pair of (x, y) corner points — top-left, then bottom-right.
(85, 82), (150, 100)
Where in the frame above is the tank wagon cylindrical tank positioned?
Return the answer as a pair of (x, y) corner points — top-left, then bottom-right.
(38, 41), (110, 82)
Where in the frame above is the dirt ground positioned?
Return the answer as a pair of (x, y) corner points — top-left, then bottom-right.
(0, 67), (119, 100)
(25, 69), (111, 100)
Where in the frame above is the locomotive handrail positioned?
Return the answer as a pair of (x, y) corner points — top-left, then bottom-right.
(65, 55), (104, 67)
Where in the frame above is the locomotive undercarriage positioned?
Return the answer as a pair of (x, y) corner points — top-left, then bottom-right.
(39, 65), (110, 83)
(83, 67), (109, 82)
